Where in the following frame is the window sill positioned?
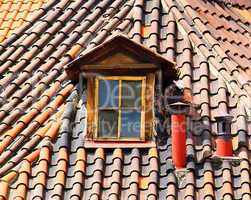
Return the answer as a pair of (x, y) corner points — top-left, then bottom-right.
(84, 140), (156, 148)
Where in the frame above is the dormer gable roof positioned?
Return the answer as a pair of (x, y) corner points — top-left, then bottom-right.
(65, 34), (178, 81)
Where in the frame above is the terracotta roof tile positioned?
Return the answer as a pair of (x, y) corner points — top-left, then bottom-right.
(0, 181), (9, 199)
(0, 0), (48, 42)
(12, 160), (30, 199)
(23, 149), (39, 162)
(1, 171), (17, 183)
(0, 0), (249, 199)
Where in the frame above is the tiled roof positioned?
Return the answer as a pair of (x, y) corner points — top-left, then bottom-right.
(0, 0), (48, 43)
(0, 0), (250, 199)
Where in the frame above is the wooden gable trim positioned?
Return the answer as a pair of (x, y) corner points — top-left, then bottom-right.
(65, 34), (178, 82)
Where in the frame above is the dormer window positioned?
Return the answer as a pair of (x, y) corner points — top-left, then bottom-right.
(65, 35), (177, 147)
(96, 76), (146, 140)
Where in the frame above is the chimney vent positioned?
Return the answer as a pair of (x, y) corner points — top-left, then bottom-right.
(214, 114), (233, 157)
(169, 102), (190, 169)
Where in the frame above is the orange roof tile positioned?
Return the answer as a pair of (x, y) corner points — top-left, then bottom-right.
(0, 0), (249, 199)
(139, 177), (149, 190)
(1, 171), (17, 183)
(95, 148), (105, 160)
(67, 44), (82, 59)
(39, 146), (50, 161)
(32, 146), (50, 187)
(24, 149), (40, 162)
(148, 148), (158, 158)
(0, 0), (48, 42)
(34, 122), (52, 137)
(13, 161), (30, 199)
(44, 120), (61, 140)
(0, 181), (9, 199)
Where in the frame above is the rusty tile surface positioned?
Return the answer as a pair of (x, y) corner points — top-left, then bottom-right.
(0, 0), (249, 199)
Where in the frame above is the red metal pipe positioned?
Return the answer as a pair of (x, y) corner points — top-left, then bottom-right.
(171, 114), (186, 168)
(216, 137), (232, 157)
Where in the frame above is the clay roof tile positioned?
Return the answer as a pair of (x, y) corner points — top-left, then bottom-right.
(0, 0), (249, 199)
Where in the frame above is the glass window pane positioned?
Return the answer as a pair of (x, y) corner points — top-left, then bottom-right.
(98, 111), (118, 138)
(121, 110), (141, 138)
(99, 80), (119, 108)
(121, 80), (142, 108)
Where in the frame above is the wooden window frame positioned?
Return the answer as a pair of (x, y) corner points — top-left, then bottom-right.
(86, 72), (155, 144)
(94, 76), (146, 141)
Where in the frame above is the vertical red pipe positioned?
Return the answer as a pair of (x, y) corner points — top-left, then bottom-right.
(216, 137), (232, 157)
(171, 114), (186, 168)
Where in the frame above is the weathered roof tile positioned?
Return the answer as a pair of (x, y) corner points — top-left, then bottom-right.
(0, 0), (249, 199)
